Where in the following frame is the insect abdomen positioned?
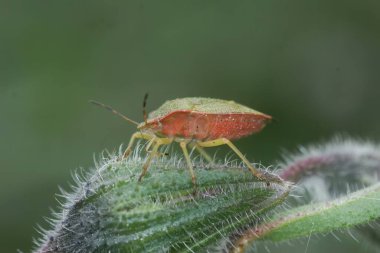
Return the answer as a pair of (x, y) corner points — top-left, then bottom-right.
(205, 113), (270, 140)
(156, 111), (271, 141)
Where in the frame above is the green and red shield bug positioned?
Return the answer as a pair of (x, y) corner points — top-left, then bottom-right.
(90, 96), (272, 186)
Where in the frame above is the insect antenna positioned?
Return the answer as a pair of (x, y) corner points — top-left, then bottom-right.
(143, 93), (149, 124)
(89, 100), (139, 126)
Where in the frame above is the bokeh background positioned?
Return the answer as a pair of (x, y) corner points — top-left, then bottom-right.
(1, 1), (380, 252)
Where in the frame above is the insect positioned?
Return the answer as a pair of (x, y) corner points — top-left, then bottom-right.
(90, 96), (272, 185)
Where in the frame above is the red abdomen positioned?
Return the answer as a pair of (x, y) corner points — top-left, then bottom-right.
(152, 111), (271, 141)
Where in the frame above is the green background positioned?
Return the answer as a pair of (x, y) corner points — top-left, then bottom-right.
(1, 1), (379, 252)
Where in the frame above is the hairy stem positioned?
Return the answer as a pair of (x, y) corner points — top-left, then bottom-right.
(233, 139), (380, 252)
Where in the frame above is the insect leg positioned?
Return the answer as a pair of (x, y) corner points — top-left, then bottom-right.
(145, 137), (157, 153)
(179, 141), (197, 186)
(139, 142), (161, 181)
(197, 138), (263, 180)
(138, 137), (173, 182)
(122, 132), (154, 159)
(145, 137), (169, 157)
(188, 143), (213, 163)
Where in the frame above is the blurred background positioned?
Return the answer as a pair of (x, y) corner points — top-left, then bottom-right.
(1, 1), (380, 252)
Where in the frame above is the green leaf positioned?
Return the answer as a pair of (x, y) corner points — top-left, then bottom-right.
(233, 183), (380, 252)
(34, 154), (290, 253)
(262, 182), (380, 241)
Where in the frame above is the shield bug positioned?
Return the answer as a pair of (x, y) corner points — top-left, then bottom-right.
(90, 96), (272, 185)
